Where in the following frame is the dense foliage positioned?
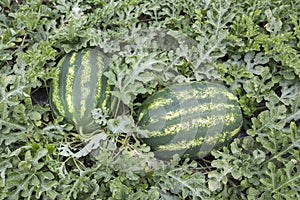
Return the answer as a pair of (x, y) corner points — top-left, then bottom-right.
(0, 0), (300, 199)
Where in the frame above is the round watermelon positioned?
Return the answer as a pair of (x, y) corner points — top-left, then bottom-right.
(137, 81), (243, 160)
(49, 48), (111, 135)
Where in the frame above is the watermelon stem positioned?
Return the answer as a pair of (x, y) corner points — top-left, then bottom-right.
(77, 126), (103, 139)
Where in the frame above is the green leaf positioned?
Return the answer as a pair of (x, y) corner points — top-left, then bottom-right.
(244, 67), (279, 103)
(29, 111), (41, 121)
(105, 52), (167, 108)
(261, 122), (300, 164)
(247, 105), (287, 136)
(278, 80), (300, 106)
(147, 187), (160, 199)
(264, 9), (282, 35)
(160, 160), (209, 198)
(109, 177), (133, 199)
(260, 161), (300, 199)
(0, 160), (12, 187)
(244, 51), (269, 74)
(33, 148), (48, 164)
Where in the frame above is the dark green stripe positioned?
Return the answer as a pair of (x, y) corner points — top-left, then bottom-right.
(153, 146), (211, 160)
(95, 51), (109, 109)
(142, 114), (241, 149)
(138, 88), (180, 127)
(81, 49), (106, 133)
(49, 76), (63, 117)
(140, 102), (240, 132)
(151, 128), (241, 160)
(58, 52), (74, 123)
(72, 48), (106, 133)
(144, 102), (238, 127)
(71, 49), (86, 124)
(83, 48), (100, 119)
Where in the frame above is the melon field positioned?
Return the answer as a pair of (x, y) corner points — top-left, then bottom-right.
(1, 0), (300, 199)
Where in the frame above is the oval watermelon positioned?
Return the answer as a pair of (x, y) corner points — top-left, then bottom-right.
(137, 81), (243, 160)
(49, 48), (111, 135)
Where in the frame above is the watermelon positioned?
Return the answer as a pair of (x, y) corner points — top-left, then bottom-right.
(137, 81), (243, 160)
(49, 48), (111, 135)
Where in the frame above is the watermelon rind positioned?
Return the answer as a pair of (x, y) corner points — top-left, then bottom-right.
(137, 81), (243, 160)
